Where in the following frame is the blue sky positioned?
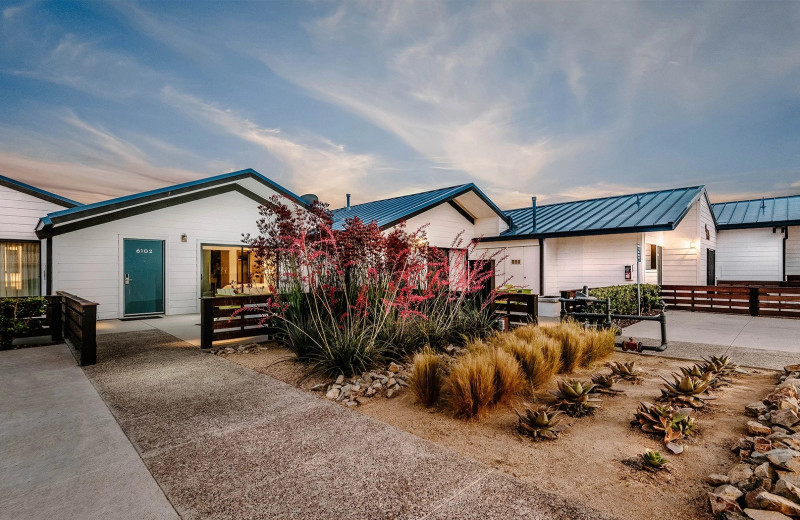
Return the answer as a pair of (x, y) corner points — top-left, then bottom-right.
(1, 1), (799, 208)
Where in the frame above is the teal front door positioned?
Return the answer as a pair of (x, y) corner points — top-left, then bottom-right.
(123, 239), (165, 316)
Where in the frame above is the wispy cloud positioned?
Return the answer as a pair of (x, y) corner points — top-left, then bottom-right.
(161, 86), (376, 202)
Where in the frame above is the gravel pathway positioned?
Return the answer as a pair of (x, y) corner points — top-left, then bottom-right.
(85, 330), (612, 520)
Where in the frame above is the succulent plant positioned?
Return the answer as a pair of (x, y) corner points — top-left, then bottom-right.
(608, 361), (643, 383)
(633, 402), (697, 443)
(698, 355), (738, 375)
(515, 406), (568, 440)
(679, 364), (725, 389)
(549, 378), (602, 417)
(590, 374), (623, 395)
(641, 449), (669, 471)
(659, 374), (715, 408)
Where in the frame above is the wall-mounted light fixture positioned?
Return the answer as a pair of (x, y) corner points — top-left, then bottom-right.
(181, 233), (188, 243)
(689, 240), (697, 251)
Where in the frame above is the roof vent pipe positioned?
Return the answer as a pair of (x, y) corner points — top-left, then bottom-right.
(761, 196), (766, 211)
(531, 196), (537, 233)
(346, 193), (351, 210)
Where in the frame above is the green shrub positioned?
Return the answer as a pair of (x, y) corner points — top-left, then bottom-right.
(0, 297), (47, 349)
(587, 284), (662, 316)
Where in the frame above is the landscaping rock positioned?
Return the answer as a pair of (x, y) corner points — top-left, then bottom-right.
(666, 441), (684, 455)
(774, 478), (800, 503)
(388, 362), (401, 373)
(729, 464), (755, 486)
(708, 473), (731, 486)
(766, 449), (800, 472)
(756, 462), (777, 482)
(772, 409), (800, 429)
(709, 492), (742, 516)
(746, 490), (800, 516)
(756, 437), (774, 454)
(779, 399), (800, 414)
(721, 511), (749, 520)
(785, 364), (800, 373)
(751, 421), (774, 436)
(326, 387), (340, 400)
(716, 484), (745, 502)
(335, 374), (344, 385)
(743, 509), (792, 520)
(748, 402), (770, 417)
(386, 387), (396, 399)
(310, 383), (327, 392)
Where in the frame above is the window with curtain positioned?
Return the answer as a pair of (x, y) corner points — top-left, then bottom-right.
(0, 241), (40, 297)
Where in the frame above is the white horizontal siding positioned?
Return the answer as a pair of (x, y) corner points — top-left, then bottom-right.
(787, 226), (800, 277)
(716, 228), (783, 281)
(544, 234), (640, 294)
(52, 189), (271, 320)
(401, 202), (475, 249)
(0, 184), (70, 240)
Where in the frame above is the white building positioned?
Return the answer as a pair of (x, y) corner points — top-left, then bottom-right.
(0, 174), (79, 297)
(713, 195), (800, 282)
(35, 169), (311, 320)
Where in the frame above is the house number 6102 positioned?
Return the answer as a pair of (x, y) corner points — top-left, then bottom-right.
(136, 249), (153, 254)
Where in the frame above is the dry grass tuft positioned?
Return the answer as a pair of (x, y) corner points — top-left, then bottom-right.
(410, 346), (443, 407)
(493, 328), (560, 389)
(448, 349), (496, 419)
(582, 327), (617, 366)
(489, 347), (526, 405)
(540, 320), (589, 373)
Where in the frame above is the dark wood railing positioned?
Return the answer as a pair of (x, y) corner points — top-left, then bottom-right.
(200, 294), (277, 349)
(718, 279), (800, 287)
(57, 291), (98, 366)
(492, 292), (538, 329)
(661, 284), (800, 319)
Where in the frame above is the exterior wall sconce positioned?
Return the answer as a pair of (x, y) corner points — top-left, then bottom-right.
(689, 240), (697, 251)
(181, 233), (188, 243)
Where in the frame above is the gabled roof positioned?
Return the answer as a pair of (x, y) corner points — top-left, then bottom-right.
(484, 186), (707, 241)
(712, 194), (800, 229)
(331, 183), (509, 230)
(0, 173), (80, 208)
(37, 168), (307, 237)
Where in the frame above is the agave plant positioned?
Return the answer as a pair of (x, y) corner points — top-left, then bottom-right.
(633, 402), (697, 443)
(590, 374), (623, 395)
(549, 379), (602, 417)
(679, 364), (725, 389)
(515, 406), (568, 441)
(698, 355), (738, 375)
(659, 374), (715, 408)
(641, 449), (669, 471)
(608, 361), (643, 383)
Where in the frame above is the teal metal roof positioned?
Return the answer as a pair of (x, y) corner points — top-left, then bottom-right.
(39, 168), (306, 227)
(713, 195), (800, 229)
(486, 186), (706, 241)
(0, 173), (80, 208)
(331, 183), (509, 230)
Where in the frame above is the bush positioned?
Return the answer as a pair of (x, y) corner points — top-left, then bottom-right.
(448, 343), (525, 418)
(587, 284), (662, 316)
(495, 327), (560, 389)
(0, 297), (46, 349)
(410, 346), (443, 407)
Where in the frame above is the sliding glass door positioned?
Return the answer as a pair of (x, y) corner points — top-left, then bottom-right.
(0, 241), (40, 297)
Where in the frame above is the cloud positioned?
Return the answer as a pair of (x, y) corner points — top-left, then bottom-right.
(0, 113), (219, 202)
(160, 86), (376, 202)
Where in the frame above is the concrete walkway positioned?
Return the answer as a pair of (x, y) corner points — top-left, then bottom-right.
(623, 310), (800, 370)
(0, 345), (178, 520)
(84, 329), (608, 520)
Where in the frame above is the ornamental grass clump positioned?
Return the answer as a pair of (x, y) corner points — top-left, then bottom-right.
(582, 327), (617, 366)
(448, 342), (525, 419)
(541, 321), (588, 373)
(410, 346), (443, 407)
(495, 327), (561, 390)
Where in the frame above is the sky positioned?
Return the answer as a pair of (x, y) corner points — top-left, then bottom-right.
(1, 1), (800, 210)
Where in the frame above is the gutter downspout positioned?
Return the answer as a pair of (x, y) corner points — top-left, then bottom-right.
(539, 237), (545, 296)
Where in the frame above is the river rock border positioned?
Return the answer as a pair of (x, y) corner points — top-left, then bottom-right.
(313, 362), (410, 407)
(707, 364), (800, 519)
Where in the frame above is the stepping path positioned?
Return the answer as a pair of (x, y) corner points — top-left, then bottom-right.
(0, 344), (178, 520)
(84, 329), (610, 520)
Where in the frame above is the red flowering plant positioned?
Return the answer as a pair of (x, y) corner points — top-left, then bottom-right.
(243, 195), (505, 377)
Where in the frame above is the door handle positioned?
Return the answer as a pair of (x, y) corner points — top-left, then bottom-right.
(125, 274), (131, 285)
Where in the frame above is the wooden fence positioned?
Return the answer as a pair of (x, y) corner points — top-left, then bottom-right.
(57, 291), (98, 366)
(492, 292), (538, 329)
(661, 285), (800, 319)
(200, 294), (277, 349)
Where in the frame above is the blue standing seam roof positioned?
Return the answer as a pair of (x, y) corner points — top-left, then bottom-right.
(0, 173), (80, 207)
(498, 186), (705, 238)
(39, 168), (306, 226)
(712, 194), (800, 229)
(331, 183), (507, 230)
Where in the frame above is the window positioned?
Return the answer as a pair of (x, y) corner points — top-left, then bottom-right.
(0, 241), (40, 297)
(646, 244), (660, 271)
(201, 244), (275, 296)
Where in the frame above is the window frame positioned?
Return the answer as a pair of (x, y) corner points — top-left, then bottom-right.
(0, 239), (42, 297)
